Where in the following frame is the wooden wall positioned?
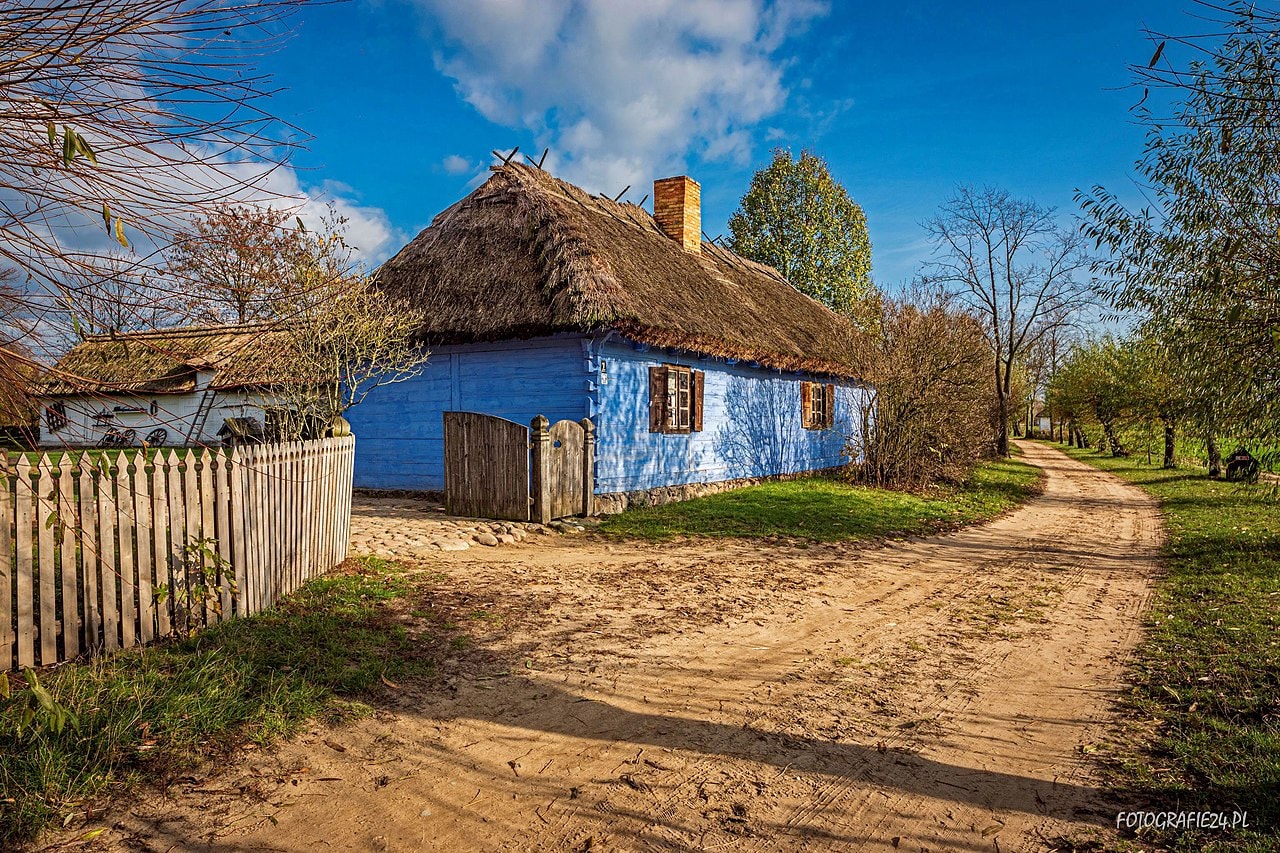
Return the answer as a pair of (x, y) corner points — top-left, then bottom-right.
(591, 339), (870, 494)
(349, 336), (586, 491)
(349, 332), (871, 497)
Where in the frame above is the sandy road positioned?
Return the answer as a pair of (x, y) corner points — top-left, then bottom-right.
(84, 440), (1161, 852)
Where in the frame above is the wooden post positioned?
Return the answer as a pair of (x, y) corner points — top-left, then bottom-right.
(97, 458), (118, 652)
(36, 459), (57, 664)
(579, 418), (595, 517)
(530, 415), (551, 525)
(134, 456), (155, 646)
(57, 457), (79, 658)
(0, 453), (12, 671)
(228, 447), (247, 617)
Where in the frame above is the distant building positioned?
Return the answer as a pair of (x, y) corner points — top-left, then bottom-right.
(33, 324), (292, 448)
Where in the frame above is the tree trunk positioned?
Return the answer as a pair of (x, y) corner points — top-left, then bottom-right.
(1102, 420), (1126, 457)
(1207, 433), (1221, 478)
(1162, 422), (1176, 469)
(995, 394), (1010, 457)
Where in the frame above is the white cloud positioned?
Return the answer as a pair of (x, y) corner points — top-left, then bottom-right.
(441, 154), (475, 175)
(415, 0), (828, 194)
(31, 149), (402, 268)
(257, 171), (402, 265)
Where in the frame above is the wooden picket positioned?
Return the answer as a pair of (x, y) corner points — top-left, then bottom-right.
(0, 435), (355, 670)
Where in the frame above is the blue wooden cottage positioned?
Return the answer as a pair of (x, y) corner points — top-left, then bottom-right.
(348, 163), (871, 511)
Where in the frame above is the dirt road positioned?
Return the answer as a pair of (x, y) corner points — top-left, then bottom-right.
(93, 441), (1161, 852)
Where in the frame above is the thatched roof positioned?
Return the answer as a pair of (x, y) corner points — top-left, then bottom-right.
(376, 163), (860, 377)
(36, 324), (289, 396)
(0, 346), (38, 426)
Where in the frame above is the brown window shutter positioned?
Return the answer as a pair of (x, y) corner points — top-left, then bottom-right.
(649, 366), (667, 432)
(800, 381), (813, 429)
(824, 384), (836, 428)
(692, 370), (704, 432)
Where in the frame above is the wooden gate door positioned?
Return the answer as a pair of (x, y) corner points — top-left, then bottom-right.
(443, 412), (530, 521)
(546, 419), (585, 520)
(531, 416), (594, 523)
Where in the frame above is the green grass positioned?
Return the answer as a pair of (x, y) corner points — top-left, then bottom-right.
(11, 446), (203, 466)
(597, 456), (1042, 542)
(0, 556), (438, 846)
(1051, 441), (1280, 852)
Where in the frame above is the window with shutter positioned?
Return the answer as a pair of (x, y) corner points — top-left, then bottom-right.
(666, 365), (691, 432)
(801, 381), (835, 430)
(46, 401), (67, 433)
(649, 364), (703, 434)
(648, 366), (666, 432)
(691, 370), (704, 432)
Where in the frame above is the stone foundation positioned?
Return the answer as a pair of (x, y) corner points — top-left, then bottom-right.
(592, 468), (844, 516)
(353, 487), (445, 503)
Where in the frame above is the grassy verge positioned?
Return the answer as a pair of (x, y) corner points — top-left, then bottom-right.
(11, 446), (204, 466)
(0, 556), (440, 847)
(1051, 442), (1280, 852)
(597, 456), (1042, 542)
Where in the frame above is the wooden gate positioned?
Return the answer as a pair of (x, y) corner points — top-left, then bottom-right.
(443, 413), (595, 522)
(532, 417), (594, 523)
(443, 413), (530, 520)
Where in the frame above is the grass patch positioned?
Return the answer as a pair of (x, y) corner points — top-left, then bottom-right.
(597, 456), (1042, 543)
(0, 556), (437, 847)
(1052, 442), (1280, 851)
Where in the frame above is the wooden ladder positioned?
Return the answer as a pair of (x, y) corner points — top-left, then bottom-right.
(185, 389), (215, 446)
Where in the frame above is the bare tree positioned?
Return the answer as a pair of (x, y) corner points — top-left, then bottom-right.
(47, 257), (184, 339)
(923, 186), (1092, 456)
(849, 290), (998, 486)
(0, 0), (308, 361)
(273, 274), (431, 439)
(169, 208), (430, 437)
(166, 204), (337, 324)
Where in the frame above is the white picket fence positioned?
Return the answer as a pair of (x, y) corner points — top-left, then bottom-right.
(0, 435), (355, 670)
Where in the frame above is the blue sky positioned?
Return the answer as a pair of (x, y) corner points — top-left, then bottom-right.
(253, 0), (1193, 288)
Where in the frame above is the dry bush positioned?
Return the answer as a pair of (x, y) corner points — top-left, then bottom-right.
(849, 295), (998, 487)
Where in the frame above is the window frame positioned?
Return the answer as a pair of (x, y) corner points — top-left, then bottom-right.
(649, 363), (704, 435)
(802, 381), (836, 431)
(665, 365), (692, 433)
(45, 401), (67, 433)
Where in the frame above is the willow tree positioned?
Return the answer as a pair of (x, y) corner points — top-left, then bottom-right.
(727, 149), (873, 318)
(1078, 1), (1280, 441)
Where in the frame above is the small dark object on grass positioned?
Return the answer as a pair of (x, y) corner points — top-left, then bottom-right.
(1225, 447), (1260, 484)
(101, 427), (136, 448)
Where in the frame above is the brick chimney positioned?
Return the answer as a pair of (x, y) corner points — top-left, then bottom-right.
(653, 176), (701, 253)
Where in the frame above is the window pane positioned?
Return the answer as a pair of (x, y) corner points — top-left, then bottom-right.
(666, 367), (678, 428)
